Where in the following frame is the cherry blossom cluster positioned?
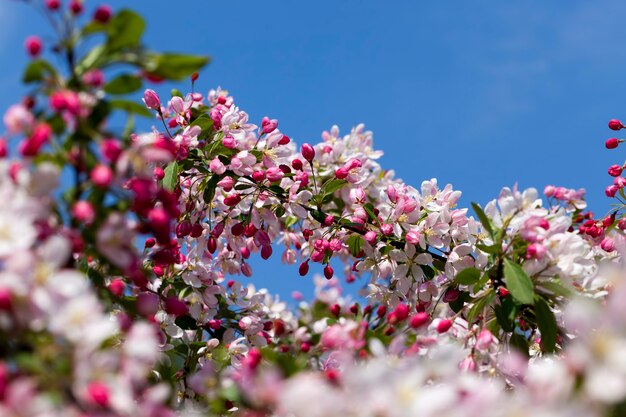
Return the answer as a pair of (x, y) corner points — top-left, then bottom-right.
(3, 2), (626, 416)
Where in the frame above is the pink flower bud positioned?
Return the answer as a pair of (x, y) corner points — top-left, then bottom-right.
(381, 224), (393, 236)
(86, 382), (109, 407)
(618, 218), (626, 230)
(409, 312), (429, 329)
(108, 279), (125, 297)
(436, 319), (453, 333)
(266, 167), (284, 182)
(261, 116), (278, 134)
(291, 158), (303, 170)
(543, 185), (555, 197)
(207, 236), (217, 254)
(72, 200), (95, 224)
(476, 329), (494, 350)
(606, 137), (620, 149)
(601, 237), (616, 252)
(388, 304), (409, 323)
(176, 220), (192, 238)
(0, 288), (12, 311)
(406, 230), (421, 245)
(101, 138), (122, 162)
(90, 164), (113, 188)
(148, 208), (171, 244)
(25, 36), (42, 57)
(335, 167), (348, 179)
(217, 176), (235, 192)
(324, 264), (334, 279)
(70, 0), (83, 14)
(223, 193), (241, 207)
(608, 164), (623, 177)
(252, 170), (265, 182)
(299, 261), (309, 276)
(279, 134), (290, 145)
(93, 5), (112, 23)
(83, 69), (104, 87)
(330, 303), (341, 316)
(301, 143), (315, 162)
(295, 171), (309, 187)
(386, 185), (398, 203)
(164, 296), (188, 317)
(606, 185), (619, 197)
(311, 250), (324, 263)
(261, 245), (273, 260)
(137, 292), (159, 316)
(143, 89), (161, 110)
(609, 119), (623, 131)
(364, 231), (377, 244)
(526, 243), (547, 260)
(45, 0), (60, 10)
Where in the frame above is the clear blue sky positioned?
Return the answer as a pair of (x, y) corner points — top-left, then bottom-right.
(1, 0), (624, 298)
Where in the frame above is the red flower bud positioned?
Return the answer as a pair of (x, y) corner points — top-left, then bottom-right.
(606, 137), (620, 149)
(609, 119), (624, 131)
(301, 143), (315, 162)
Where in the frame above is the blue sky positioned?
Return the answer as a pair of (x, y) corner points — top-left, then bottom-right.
(1, 0), (624, 298)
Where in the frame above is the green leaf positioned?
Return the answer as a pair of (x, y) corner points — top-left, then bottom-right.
(476, 243), (499, 254)
(449, 291), (470, 313)
(174, 315), (197, 330)
(494, 295), (517, 332)
(346, 234), (364, 257)
(503, 259), (535, 305)
(471, 202), (494, 237)
(363, 203), (377, 222)
(23, 59), (56, 83)
(107, 9), (145, 52)
(104, 74), (142, 95)
(466, 289), (495, 325)
(510, 332), (530, 357)
(203, 175), (220, 203)
(454, 267), (481, 285)
(534, 296), (558, 353)
(162, 162), (180, 191)
(144, 53), (210, 80)
(538, 281), (574, 298)
(190, 114), (215, 140)
(76, 44), (107, 74)
(321, 179), (348, 195)
(109, 99), (152, 117)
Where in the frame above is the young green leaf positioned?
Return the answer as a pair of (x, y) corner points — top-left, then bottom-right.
(454, 267), (481, 285)
(162, 162), (180, 191)
(144, 53), (210, 80)
(321, 179), (348, 195)
(107, 10), (145, 52)
(503, 259), (535, 305)
(471, 202), (494, 237)
(346, 235), (364, 257)
(104, 74), (142, 95)
(534, 296), (558, 353)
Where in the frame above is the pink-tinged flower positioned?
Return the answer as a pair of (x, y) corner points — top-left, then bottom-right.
(3, 104), (34, 134)
(93, 4), (112, 23)
(24, 36), (42, 57)
(90, 164), (113, 188)
(143, 89), (161, 110)
(544, 185), (555, 197)
(321, 321), (365, 351)
(405, 230), (421, 245)
(72, 201), (95, 224)
(349, 187), (366, 204)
